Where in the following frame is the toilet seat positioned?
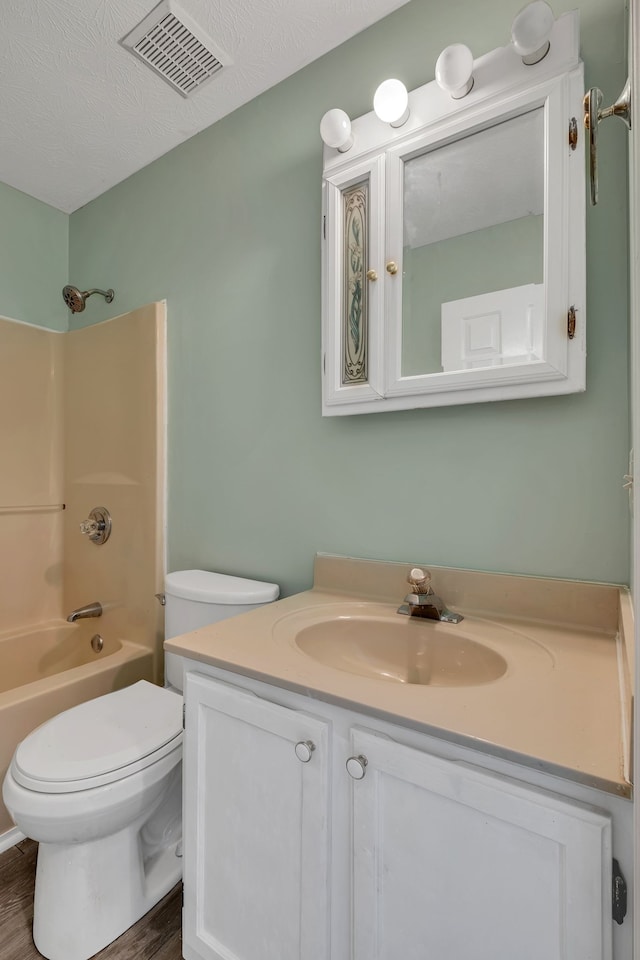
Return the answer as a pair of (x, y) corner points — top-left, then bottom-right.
(12, 680), (183, 794)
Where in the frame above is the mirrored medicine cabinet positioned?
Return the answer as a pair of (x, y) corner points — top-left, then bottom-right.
(321, 12), (585, 415)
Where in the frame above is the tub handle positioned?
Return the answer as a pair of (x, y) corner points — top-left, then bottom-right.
(80, 507), (112, 545)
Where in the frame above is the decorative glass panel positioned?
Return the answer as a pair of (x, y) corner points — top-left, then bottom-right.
(342, 181), (369, 385)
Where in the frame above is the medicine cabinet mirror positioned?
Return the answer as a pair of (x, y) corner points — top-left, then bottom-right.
(321, 12), (585, 415)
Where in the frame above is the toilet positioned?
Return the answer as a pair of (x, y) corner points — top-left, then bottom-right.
(2, 570), (279, 960)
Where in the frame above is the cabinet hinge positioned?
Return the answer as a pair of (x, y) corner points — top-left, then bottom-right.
(612, 858), (627, 925)
(567, 305), (576, 339)
(182, 703), (186, 729)
(568, 116), (578, 150)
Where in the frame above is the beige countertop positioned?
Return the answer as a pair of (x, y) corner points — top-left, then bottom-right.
(165, 556), (633, 798)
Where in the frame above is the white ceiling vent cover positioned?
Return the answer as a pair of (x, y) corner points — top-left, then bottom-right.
(121, 0), (231, 98)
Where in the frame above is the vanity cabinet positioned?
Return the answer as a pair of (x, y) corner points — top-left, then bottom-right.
(183, 668), (621, 960)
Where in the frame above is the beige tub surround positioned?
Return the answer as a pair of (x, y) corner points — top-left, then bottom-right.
(0, 317), (64, 509)
(0, 317), (64, 634)
(166, 555), (631, 797)
(63, 302), (166, 683)
(0, 303), (166, 656)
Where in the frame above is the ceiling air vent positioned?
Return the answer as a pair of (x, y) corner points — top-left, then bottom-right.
(121, 0), (230, 98)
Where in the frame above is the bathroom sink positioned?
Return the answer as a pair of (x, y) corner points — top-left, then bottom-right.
(293, 616), (507, 686)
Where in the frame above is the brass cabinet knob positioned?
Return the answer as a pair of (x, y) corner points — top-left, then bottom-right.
(366, 269), (378, 281)
(386, 261), (399, 275)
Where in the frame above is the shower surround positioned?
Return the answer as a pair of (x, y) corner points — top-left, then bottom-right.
(0, 302), (166, 836)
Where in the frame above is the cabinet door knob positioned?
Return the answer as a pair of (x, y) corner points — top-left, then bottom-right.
(385, 261), (398, 275)
(346, 755), (368, 779)
(295, 740), (316, 762)
(366, 268), (378, 281)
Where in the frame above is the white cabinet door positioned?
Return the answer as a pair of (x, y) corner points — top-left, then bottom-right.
(183, 674), (331, 960)
(350, 729), (612, 960)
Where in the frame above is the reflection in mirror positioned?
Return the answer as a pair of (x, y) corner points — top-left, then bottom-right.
(401, 108), (544, 377)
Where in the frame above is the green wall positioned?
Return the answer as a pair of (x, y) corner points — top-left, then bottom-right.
(68, 0), (630, 595)
(0, 181), (68, 331)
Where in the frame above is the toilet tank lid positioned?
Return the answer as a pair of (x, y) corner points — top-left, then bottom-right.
(165, 569), (279, 605)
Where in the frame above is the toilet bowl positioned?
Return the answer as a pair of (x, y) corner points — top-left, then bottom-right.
(3, 681), (183, 960)
(2, 570), (279, 960)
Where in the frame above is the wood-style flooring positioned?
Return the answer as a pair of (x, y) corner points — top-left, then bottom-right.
(0, 839), (183, 960)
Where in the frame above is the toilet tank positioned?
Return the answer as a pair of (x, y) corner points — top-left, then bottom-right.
(164, 569), (279, 692)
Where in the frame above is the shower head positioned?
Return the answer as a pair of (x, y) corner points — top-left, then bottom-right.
(62, 285), (115, 314)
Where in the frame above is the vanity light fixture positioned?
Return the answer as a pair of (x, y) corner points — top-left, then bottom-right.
(373, 79), (410, 127)
(435, 44), (474, 99)
(319, 108), (354, 152)
(511, 0), (555, 65)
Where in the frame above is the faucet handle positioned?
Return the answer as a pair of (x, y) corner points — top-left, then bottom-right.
(79, 507), (112, 545)
(80, 518), (100, 537)
(407, 568), (432, 595)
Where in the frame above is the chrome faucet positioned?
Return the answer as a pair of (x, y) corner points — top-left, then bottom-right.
(67, 601), (103, 623)
(397, 568), (463, 624)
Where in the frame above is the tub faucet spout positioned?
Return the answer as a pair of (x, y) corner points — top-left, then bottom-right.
(67, 601), (102, 623)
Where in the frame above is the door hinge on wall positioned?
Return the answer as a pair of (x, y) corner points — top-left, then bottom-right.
(182, 703), (186, 729)
(567, 305), (576, 339)
(568, 116), (578, 150)
(612, 858), (627, 924)
(323, 215), (326, 239)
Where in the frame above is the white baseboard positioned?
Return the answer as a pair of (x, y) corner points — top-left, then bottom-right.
(0, 825), (26, 854)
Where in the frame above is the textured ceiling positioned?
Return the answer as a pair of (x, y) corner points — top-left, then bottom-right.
(0, 0), (409, 213)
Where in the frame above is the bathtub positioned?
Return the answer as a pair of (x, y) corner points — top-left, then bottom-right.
(0, 620), (154, 838)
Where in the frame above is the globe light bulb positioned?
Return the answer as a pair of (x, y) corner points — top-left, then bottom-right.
(511, 1), (554, 65)
(435, 44), (474, 100)
(319, 109), (353, 152)
(373, 79), (410, 128)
